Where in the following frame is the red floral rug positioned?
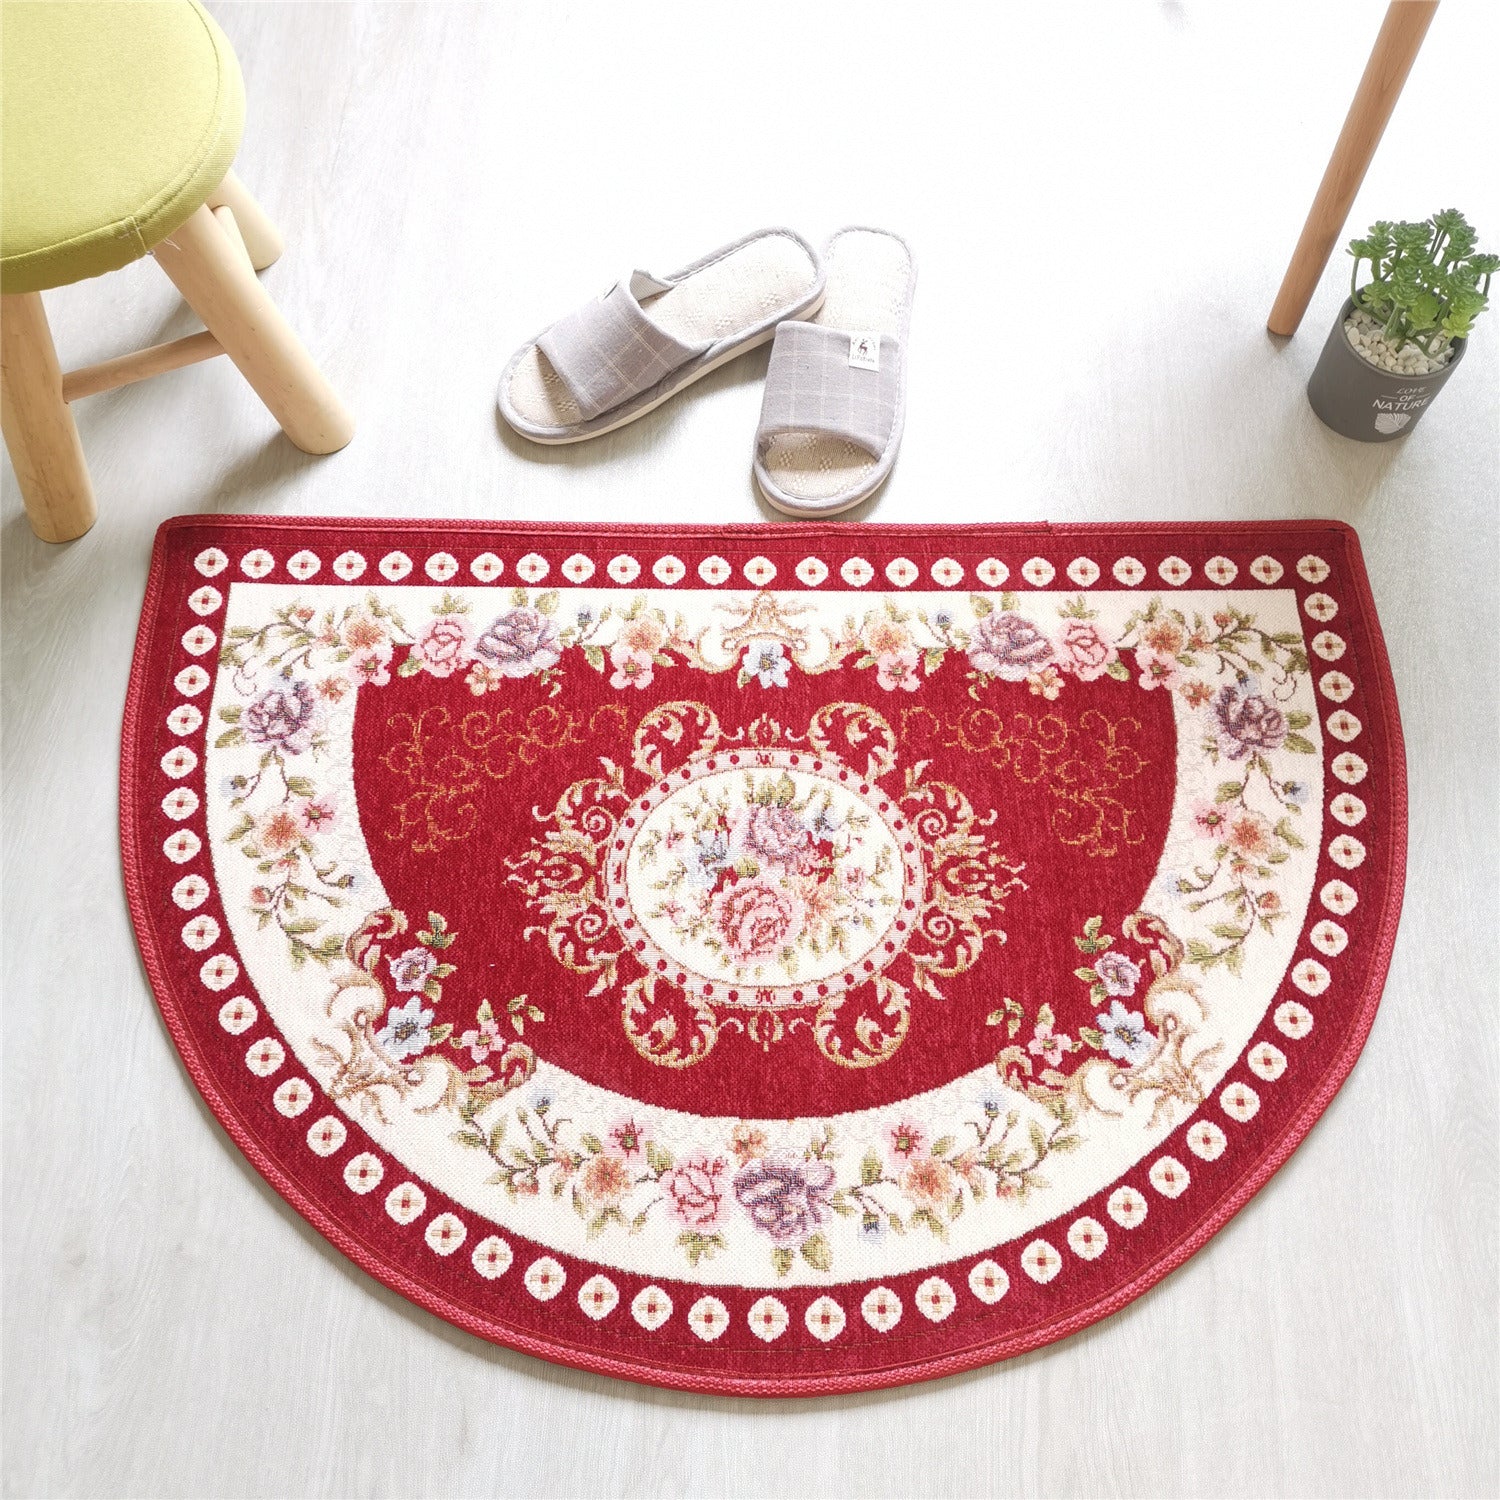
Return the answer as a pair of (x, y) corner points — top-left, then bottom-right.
(122, 518), (1404, 1395)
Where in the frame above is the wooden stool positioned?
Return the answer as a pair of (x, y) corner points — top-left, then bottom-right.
(0, 1), (352, 543)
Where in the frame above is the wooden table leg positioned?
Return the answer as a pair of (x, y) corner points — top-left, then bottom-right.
(152, 204), (354, 455)
(205, 170), (285, 271)
(1, 292), (98, 543)
(1267, 0), (1439, 336)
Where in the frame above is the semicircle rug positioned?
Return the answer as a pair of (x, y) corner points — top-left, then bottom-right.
(122, 517), (1405, 1395)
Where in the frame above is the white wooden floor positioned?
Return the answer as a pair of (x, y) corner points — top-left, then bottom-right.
(4, 3), (1497, 1496)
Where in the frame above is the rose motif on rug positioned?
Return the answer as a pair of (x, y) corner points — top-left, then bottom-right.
(122, 521), (1404, 1396)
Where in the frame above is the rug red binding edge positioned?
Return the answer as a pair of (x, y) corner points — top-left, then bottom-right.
(119, 517), (1409, 1397)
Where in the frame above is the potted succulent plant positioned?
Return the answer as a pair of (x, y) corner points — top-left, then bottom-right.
(1307, 208), (1494, 441)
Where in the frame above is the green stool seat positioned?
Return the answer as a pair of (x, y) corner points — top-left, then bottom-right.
(1, 0), (244, 293)
(1, 0), (350, 547)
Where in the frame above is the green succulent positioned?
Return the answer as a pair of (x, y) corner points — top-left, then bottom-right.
(1347, 210), (1494, 356)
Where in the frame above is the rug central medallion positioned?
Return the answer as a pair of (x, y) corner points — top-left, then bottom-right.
(621, 755), (913, 995)
(512, 701), (1019, 1070)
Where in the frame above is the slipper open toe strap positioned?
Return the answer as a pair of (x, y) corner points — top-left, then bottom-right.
(757, 320), (903, 463)
(499, 229), (824, 444)
(535, 271), (709, 422)
(753, 227), (915, 517)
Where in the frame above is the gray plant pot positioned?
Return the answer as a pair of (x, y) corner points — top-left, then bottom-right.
(1307, 296), (1467, 441)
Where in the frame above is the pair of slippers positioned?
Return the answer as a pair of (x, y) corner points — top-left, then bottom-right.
(497, 227), (915, 517)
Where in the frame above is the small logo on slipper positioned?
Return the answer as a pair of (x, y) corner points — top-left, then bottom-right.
(848, 332), (881, 371)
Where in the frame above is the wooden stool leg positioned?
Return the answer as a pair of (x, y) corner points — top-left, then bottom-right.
(205, 170), (284, 271)
(151, 205), (353, 455)
(1267, 1), (1439, 336)
(1, 292), (98, 542)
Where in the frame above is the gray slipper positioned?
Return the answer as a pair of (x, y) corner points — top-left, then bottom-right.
(753, 227), (915, 516)
(498, 228), (825, 444)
